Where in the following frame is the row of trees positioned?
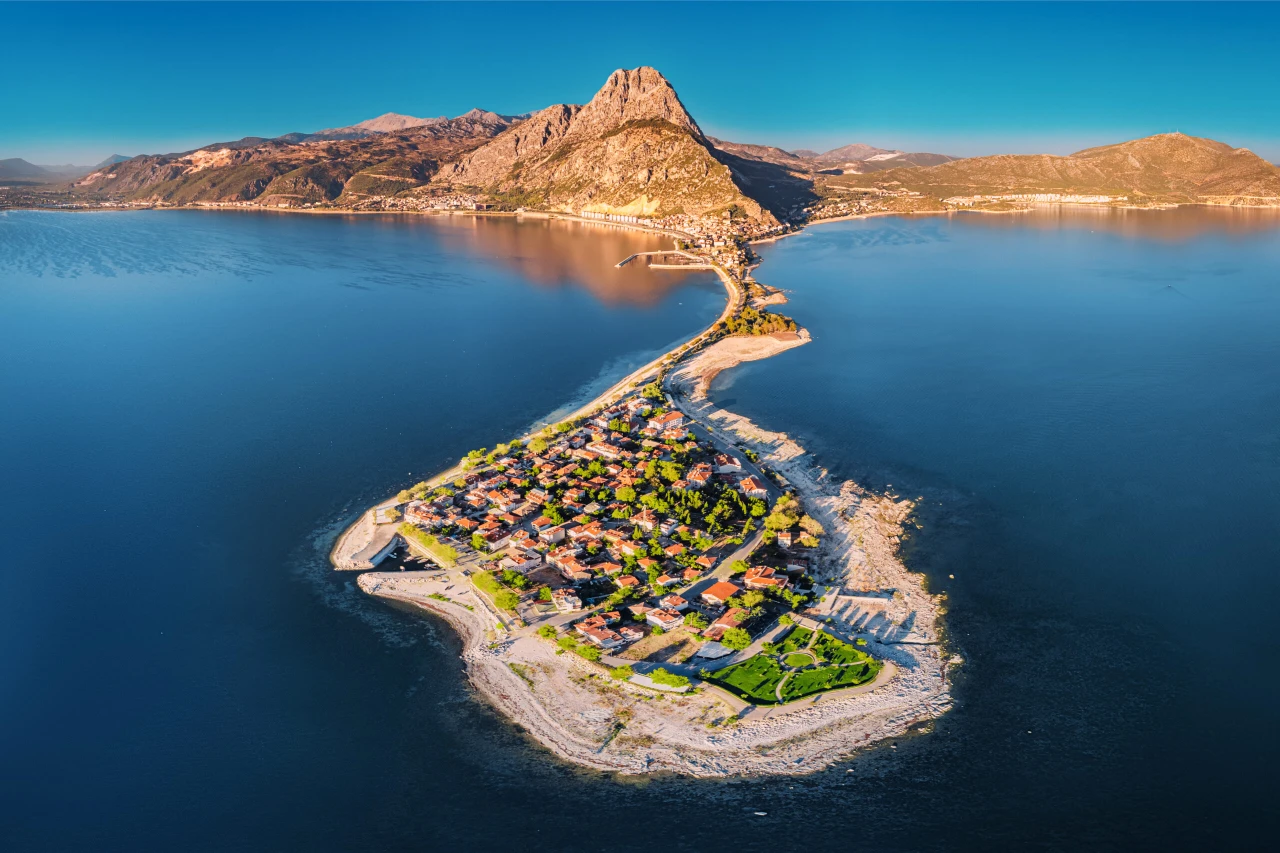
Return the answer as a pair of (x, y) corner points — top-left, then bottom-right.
(718, 306), (798, 337)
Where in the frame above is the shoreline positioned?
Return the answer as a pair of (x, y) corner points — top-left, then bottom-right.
(346, 329), (953, 778)
(329, 209), (955, 776)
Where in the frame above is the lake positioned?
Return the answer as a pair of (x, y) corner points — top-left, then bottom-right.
(1, 207), (1275, 850)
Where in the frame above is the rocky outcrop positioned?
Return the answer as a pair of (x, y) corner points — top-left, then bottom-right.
(434, 67), (777, 222)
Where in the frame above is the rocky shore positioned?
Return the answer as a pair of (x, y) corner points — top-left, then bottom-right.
(333, 219), (954, 777)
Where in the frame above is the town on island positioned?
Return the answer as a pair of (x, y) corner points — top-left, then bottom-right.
(333, 216), (953, 778)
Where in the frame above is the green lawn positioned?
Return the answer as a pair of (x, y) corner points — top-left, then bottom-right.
(810, 630), (870, 666)
(778, 626), (813, 654)
(780, 659), (881, 702)
(707, 655), (785, 704)
(709, 629), (884, 705)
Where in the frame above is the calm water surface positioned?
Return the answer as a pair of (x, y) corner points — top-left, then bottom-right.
(1, 207), (1275, 851)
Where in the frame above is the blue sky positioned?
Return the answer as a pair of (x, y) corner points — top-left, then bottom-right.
(5, 1), (1279, 165)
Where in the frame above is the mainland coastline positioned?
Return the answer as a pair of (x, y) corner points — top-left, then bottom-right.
(330, 213), (955, 777)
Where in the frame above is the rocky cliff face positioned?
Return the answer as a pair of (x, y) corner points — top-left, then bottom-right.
(435, 67), (776, 222)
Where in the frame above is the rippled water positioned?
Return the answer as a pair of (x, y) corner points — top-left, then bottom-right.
(712, 206), (1280, 848)
(1, 207), (1274, 851)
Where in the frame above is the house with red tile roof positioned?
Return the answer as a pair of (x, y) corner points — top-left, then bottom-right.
(645, 608), (683, 631)
(701, 580), (742, 607)
(743, 566), (789, 591)
(738, 476), (768, 499)
(660, 594), (689, 612)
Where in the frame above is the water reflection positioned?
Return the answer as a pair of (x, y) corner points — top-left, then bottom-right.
(412, 215), (696, 305)
(947, 203), (1280, 241)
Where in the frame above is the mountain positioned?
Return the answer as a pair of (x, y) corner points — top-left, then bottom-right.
(707, 138), (810, 168)
(433, 67), (780, 222)
(802, 143), (956, 173)
(93, 155), (131, 170)
(858, 133), (1280, 204)
(351, 112), (443, 133)
(76, 111), (523, 205)
(0, 158), (56, 182)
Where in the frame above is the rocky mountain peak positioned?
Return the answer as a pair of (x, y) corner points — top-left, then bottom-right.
(353, 113), (444, 133)
(572, 66), (702, 138)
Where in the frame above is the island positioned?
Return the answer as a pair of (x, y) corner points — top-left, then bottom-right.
(332, 231), (953, 778)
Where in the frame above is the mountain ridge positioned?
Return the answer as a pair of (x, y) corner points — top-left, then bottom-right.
(854, 132), (1280, 204)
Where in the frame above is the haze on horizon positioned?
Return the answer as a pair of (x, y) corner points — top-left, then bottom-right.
(4, 1), (1279, 166)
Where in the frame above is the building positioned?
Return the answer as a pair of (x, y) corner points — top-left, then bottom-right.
(743, 566), (789, 591)
(701, 580), (742, 607)
(645, 608), (683, 631)
(739, 476), (768, 499)
(647, 411), (685, 432)
(551, 589), (582, 612)
(715, 454), (742, 473)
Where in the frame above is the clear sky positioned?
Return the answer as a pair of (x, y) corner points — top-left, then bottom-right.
(5, 1), (1279, 166)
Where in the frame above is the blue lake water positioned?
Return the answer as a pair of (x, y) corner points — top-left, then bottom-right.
(1, 207), (1276, 850)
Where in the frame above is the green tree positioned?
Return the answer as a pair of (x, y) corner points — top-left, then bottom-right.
(799, 515), (825, 536)
(610, 664), (634, 680)
(396, 489), (413, 503)
(471, 533), (488, 552)
(493, 589), (520, 611)
(537, 624), (557, 639)
(741, 590), (765, 609)
(683, 612), (708, 630)
(538, 586), (553, 601)
(721, 627), (752, 651)
(529, 437), (549, 454)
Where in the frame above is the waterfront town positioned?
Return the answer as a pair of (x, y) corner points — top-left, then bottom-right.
(351, 378), (885, 706)
(322, 207), (949, 776)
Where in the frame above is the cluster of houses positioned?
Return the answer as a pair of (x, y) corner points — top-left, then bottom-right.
(395, 388), (815, 653)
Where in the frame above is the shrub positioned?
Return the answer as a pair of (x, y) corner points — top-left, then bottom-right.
(536, 624), (557, 640)
(574, 645), (602, 662)
(610, 665), (634, 680)
(649, 667), (689, 688)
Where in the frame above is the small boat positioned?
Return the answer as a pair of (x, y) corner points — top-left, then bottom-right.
(754, 811), (768, 816)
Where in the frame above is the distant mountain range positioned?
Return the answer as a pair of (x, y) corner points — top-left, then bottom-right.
(0, 155), (131, 184)
(855, 133), (1280, 204)
(9, 66), (1279, 216)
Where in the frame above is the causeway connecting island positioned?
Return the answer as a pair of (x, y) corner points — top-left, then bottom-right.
(332, 217), (955, 778)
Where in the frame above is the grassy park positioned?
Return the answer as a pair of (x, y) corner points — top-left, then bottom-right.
(707, 626), (883, 705)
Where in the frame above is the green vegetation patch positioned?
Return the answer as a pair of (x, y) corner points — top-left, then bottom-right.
(783, 652), (814, 668)
(398, 523), (458, 566)
(810, 631), (869, 666)
(779, 660), (880, 703)
(706, 655), (786, 704)
(778, 626), (813, 654)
